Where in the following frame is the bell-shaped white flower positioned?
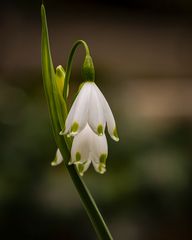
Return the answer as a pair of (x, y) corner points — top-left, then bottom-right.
(63, 82), (119, 141)
(69, 124), (108, 176)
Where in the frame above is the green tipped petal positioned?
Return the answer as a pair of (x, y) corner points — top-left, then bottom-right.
(51, 155), (59, 166)
(97, 124), (103, 136)
(97, 154), (107, 174)
(77, 163), (85, 176)
(51, 149), (63, 166)
(98, 164), (106, 174)
(71, 121), (79, 134)
(76, 152), (81, 162)
(100, 153), (107, 165)
(113, 127), (119, 142)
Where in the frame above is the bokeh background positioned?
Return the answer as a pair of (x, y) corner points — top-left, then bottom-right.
(1, 0), (192, 239)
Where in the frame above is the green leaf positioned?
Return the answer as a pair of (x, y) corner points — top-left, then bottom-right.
(41, 4), (70, 161)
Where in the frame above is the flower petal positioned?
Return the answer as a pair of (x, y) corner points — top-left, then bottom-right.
(64, 82), (91, 136)
(70, 124), (108, 175)
(88, 83), (106, 136)
(76, 160), (91, 176)
(70, 124), (91, 165)
(70, 124), (93, 175)
(51, 149), (63, 166)
(94, 84), (119, 141)
(90, 131), (108, 174)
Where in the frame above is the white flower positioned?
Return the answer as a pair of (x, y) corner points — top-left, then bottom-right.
(69, 124), (108, 176)
(63, 82), (119, 141)
(51, 125), (108, 175)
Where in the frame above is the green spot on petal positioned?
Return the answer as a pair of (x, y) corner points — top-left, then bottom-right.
(98, 164), (106, 174)
(100, 154), (107, 165)
(97, 124), (103, 135)
(71, 122), (79, 133)
(77, 163), (84, 176)
(97, 154), (107, 174)
(113, 127), (119, 141)
(76, 152), (81, 162)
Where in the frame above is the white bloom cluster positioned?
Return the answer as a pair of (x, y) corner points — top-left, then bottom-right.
(54, 82), (119, 176)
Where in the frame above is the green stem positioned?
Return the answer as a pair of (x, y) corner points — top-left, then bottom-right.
(63, 40), (90, 100)
(67, 165), (113, 240)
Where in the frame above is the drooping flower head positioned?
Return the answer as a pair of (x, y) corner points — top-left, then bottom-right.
(70, 124), (108, 176)
(59, 80), (119, 175)
(58, 52), (119, 175)
(63, 81), (119, 142)
(53, 123), (108, 175)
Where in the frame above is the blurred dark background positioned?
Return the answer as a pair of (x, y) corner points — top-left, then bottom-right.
(1, 0), (192, 239)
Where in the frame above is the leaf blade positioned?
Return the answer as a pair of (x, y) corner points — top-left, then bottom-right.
(41, 4), (70, 161)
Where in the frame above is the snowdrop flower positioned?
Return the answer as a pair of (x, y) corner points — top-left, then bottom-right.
(63, 81), (119, 141)
(69, 124), (108, 176)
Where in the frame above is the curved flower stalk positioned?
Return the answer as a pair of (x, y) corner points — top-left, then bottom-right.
(41, 4), (118, 240)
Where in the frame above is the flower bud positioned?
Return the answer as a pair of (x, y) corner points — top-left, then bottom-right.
(56, 65), (65, 95)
